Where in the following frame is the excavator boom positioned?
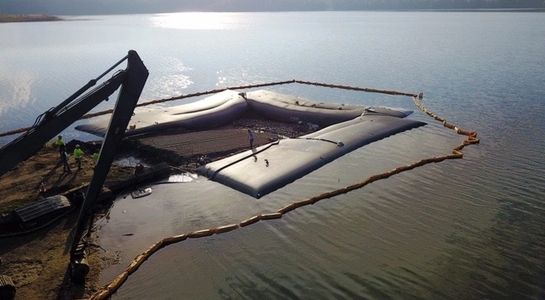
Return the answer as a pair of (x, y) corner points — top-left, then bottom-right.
(0, 50), (148, 178)
(0, 50), (149, 285)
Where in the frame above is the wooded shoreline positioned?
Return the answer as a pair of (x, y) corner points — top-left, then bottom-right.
(0, 14), (62, 23)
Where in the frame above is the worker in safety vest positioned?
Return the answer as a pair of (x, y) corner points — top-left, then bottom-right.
(92, 152), (99, 165)
(73, 144), (84, 169)
(60, 144), (71, 173)
(54, 136), (65, 157)
(247, 129), (255, 149)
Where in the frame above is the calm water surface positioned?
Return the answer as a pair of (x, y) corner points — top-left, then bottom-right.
(1, 11), (545, 299)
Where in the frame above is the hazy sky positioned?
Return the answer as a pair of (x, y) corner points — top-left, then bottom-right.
(1, 0), (544, 15)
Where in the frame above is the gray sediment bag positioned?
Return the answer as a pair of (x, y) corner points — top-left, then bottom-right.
(244, 90), (366, 126)
(75, 90), (248, 137)
(198, 115), (426, 198)
(75, 89), (412, 137)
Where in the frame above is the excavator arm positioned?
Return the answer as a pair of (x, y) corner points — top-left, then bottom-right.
(0, 50), (148, 177)
(0, 50), (149, 286)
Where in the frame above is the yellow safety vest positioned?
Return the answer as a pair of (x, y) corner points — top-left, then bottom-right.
(74, 148), (84, 159)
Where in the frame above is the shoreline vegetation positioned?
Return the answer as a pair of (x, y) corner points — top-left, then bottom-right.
(0, 10), (541, 24)
(0, 14), (62, 23)
(0, 9), (543, 21)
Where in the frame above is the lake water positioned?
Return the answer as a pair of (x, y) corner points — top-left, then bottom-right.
(1, 11), (545, 299)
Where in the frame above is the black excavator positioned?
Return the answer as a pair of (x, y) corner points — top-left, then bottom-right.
(0, 50), (149, 289)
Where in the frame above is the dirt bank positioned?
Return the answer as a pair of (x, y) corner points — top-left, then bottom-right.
(0, 147), (132, 214)
(0, 115), (317, 299)
(0, 147), (133, 299)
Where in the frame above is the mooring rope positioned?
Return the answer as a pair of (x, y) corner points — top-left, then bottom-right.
(295, 137), (344, 146)
(0, 80), (294, 138)
(88, 85), (479, 300)
(294, 80), (418, 97)
(0, 79), (419, 138)
(211, 140), (281, 179)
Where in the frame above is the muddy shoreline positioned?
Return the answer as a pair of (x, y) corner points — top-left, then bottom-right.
(0, 145), (135, 299)
(0, 115), (315, 299)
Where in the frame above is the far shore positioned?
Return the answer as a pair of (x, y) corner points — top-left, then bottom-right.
(0, 14), (62, 23)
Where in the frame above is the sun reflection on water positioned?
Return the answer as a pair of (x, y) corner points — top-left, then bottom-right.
(0, 71), (35, 116)
(150, 12), (243, 30)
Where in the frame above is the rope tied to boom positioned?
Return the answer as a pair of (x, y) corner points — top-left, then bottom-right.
(0, 79), (417, 138)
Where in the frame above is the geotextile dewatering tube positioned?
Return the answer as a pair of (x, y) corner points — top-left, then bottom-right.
(88, 85), (478, 300)
(0, 79), (419, 138)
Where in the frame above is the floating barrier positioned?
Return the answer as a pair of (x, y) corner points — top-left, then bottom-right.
(188, 229), (214, 238)
(0, 81), (299, 138)
(260, 212), (283, 220)
(293, 80), (418, 97)
(199, 114), (425, 198)
(77, 89), (416, 138)
(242, 90), (367, 127)
(0, 79), (420, 138)
(82, 81), (478, 300)
(77, 90), (249, 137)
(277, 203), (298, 214)
(239, 215), (261, 227)
(213, 224), (239, 234)
(163, 234), (188, 244)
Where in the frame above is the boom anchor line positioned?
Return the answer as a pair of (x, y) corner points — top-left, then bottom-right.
(0, 79), (417, 138)
(83, 80), (479, 300)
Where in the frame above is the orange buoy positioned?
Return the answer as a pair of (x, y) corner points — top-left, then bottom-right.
(188, 229), (214, 238)
(451, 150), (463, 157)
(126, 254), (147, 273)
(260, 212), (283, 220)
(164, 234), (187, 245)
(240, 215), (261, 227)
(296, 198), (317, 207)
(214, 224), (239, 234)
(278, 203), (298, 214)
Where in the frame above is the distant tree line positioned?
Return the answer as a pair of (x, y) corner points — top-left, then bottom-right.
(1, 0), (544, 15)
